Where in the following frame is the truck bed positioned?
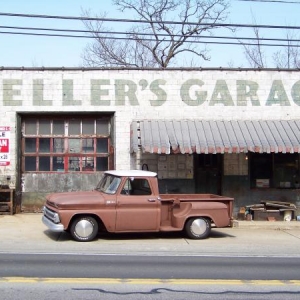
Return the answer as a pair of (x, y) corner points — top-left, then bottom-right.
(159, 193), (234, 229)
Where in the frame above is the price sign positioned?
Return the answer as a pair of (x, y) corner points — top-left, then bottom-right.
(0, 126), (10, 166)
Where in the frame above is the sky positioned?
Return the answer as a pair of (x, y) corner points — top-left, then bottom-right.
(0, 0), (299, 68)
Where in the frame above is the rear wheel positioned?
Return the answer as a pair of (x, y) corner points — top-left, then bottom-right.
(185, 217), (211, 239)
(70, 216), (98, 242)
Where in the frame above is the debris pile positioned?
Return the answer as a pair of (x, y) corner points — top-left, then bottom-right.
(241, 201), (297, 221)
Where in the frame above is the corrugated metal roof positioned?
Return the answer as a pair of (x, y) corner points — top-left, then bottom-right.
(131, 120), (300, 154)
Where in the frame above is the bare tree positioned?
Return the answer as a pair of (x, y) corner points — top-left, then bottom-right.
(240, 26), (266, 68)
(81, 0), (230, 68)
(272, 31), (300, 69)
(239, 14), (300, 69)
(238, 14), (266, 68)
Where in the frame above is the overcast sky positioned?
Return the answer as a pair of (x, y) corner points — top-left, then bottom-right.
(0, 0), (298, 68)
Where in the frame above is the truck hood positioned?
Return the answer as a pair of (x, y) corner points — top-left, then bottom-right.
(46, 190), (106, 210)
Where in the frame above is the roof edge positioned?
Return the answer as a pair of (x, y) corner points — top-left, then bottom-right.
(0, 67), (300, 72)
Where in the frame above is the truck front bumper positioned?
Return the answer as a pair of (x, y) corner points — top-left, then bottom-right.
(42, 215), (64, 232)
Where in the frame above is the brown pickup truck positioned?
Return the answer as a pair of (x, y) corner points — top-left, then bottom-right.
(42, 170), (234, 242)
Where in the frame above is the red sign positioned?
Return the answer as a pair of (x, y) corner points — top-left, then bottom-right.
(0, 126), (10, 166)
(0, 139), (9, 152)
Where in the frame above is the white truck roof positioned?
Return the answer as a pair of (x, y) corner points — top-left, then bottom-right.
(105, 170), (157, 177)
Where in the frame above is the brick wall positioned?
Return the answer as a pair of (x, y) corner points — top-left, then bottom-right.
(0, 68), (299, 211)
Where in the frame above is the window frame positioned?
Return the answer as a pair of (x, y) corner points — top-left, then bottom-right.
(250, 152), (299, 189)
(21, 116), (113, 173)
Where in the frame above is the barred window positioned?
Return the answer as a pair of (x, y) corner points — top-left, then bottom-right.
(22, 116), (113, 172)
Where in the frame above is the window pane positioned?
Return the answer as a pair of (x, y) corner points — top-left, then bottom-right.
(53, 156), (64, 171)
(53, 120), (64, 135)
(25, 119), (37, 135)
(131, 179), (151, 195)
(69, 120), (81, 135)
(25, 138), (36, 153)
(274, 153), (298, 188)
(274, 153), (297, 165)
(82, 120), (94, 135)
(69, 139), (81, 153)
(53, 138), (64, 153)
(82, 138), (94, 153)
(39, 120), (51, 134)
(25, 157), (36, 171)
(250, 153), (272, 188)
(97, 138), (108, 153)
(96, 120), (109, 135)
(83, 157), (94, 171)
(39, 157), (50, 171)
(69, 157), (80, 171)
(22, 116), (112, 173)
(96, 157), (108, 171)
(39, 138), (50, 153)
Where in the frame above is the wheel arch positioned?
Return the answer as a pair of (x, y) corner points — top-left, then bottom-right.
(67, 213), (107, 232)
(184, 215), (212, 227)
(172, 212), (214, 230)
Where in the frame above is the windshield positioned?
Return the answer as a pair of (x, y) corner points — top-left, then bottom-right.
(95, 174), (121, 195)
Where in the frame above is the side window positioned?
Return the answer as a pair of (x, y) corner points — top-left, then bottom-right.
(131, 179), (152, 195)
(121, 179), (132, 195)
(121, 178), (152, 195)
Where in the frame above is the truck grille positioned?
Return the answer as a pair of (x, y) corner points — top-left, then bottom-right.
(43, 206), (60, 223)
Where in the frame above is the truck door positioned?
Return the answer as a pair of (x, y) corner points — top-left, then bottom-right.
(115, 177), (160, 231)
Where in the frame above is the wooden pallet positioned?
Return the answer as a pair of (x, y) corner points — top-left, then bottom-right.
(0, 189), (14, 215)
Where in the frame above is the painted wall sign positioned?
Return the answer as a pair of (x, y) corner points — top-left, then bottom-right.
(0, 126), (10, 166)
(1, 76), (300, 107)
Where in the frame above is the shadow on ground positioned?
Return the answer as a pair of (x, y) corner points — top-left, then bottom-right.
(43, 228), (234, 242)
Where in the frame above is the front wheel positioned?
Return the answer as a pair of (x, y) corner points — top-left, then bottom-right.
(70, 216), (99, 242)
(185, 217), (211, 239)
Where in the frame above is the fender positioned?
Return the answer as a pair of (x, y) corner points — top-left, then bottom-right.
(172, 202), (230, 229)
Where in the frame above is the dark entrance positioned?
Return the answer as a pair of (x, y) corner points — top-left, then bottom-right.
(194, 154), (222, 195)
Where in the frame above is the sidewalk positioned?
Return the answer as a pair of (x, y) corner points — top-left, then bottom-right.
(1, 213), (300, 257)
(233, 219), (300, 229)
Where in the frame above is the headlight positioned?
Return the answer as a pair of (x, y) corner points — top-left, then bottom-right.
(53, 213), (60, 224)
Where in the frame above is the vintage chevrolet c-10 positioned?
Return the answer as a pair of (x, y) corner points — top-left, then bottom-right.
(42, 170), (234, 242)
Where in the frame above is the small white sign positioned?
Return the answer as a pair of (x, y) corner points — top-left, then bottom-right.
(0, 126), (10, 166)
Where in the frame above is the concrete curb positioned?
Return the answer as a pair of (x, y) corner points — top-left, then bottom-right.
(233, 220), (300, 229)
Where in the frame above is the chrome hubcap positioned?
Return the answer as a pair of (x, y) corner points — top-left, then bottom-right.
(190, 219), (207, 236)
(75, 220), (93, 238)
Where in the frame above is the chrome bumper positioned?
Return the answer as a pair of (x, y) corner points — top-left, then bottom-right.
(42, 215), (64, 232)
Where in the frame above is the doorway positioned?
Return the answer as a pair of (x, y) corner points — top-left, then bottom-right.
(194, 154), (222, 195)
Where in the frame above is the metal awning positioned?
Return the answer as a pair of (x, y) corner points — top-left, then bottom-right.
(130, 120), (300, 154)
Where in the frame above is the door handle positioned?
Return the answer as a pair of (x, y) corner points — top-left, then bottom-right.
(147, 198), (156, 202)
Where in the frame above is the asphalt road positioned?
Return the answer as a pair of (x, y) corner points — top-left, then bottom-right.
(1, 253), (300, 280)
(1, 253), (300, 300)
(1, 280), (300, 300)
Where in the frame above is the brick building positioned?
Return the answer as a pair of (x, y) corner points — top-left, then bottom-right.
(0, 67), (299, 216)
